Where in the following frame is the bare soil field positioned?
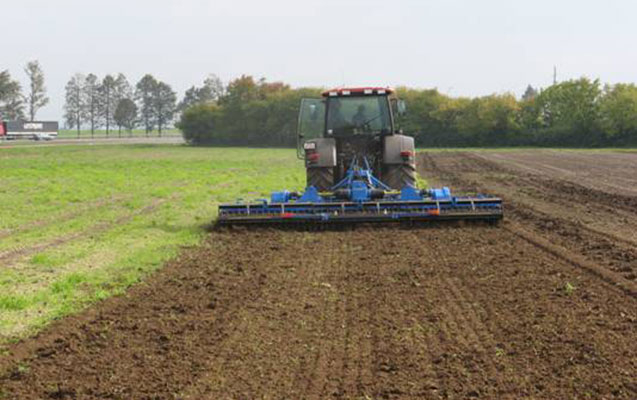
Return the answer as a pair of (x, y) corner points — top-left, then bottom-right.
(1, 151), (635, 399)
(479, 150), (637, 197)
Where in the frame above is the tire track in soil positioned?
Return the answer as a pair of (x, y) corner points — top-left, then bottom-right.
(322, 240), (353, 399)
(484, 151), (637, 197)
(456, 153), (637, 240)
(504, 222), (637, 297)
(464, 157), (637, 247)
(509, 205), (637, 283)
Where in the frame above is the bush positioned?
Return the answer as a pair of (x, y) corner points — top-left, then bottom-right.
(177, 104), (221, 144)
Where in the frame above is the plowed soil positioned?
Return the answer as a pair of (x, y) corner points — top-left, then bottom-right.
(1, 151), (636, 399)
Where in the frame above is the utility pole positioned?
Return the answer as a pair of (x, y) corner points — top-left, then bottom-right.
(553, 65), (557, 85)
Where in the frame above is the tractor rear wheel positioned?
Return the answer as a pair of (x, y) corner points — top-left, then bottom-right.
(383, 163), (417, 190)
(307, 167), (334, 191)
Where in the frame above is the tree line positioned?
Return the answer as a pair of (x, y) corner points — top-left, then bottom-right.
(179, 76), (319, 146)
(64, 73), (174, 137)
(4, 61), (637, 146)
(0, 61), (49, 121)
(395, 79), (637, 147)
(62, 73), (225, 137)
(179, 76), (637, 147)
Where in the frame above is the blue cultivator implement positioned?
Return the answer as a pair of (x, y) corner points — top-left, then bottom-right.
(217, 159), (503, 226)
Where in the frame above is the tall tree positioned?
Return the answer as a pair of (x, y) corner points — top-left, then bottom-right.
(64, 74), (85, 138)
(114, 98), (138, 136)
(113, 73), (133, 136)
(23, 60), (49, 121)
(599, 83), (637, 144)
(135, 74), (158, 136)
(0, 70), (24, 120)
(217, 75), (261, 139)
(522, 85), (538, 101)
(114, 74), (132, 100)
(100, 75), (116, 137)
(153, 81), (177, 136)
(84, 74), (101, 137)
(177, 74), (224, 112)
(220, 75), (260, 106)
(536, 78), (602, 145)
(178, 86), (202, 112)
(204, 74), (224, 100)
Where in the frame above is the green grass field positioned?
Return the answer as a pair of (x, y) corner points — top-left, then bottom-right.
(0, 144), (304, 342)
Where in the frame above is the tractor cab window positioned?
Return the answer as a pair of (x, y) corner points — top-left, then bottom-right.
(326, 96), (392, 135)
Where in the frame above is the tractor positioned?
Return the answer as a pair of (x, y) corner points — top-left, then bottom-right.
(217, 87), (502, 225)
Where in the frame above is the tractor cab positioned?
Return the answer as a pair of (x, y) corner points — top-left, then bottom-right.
(297, 87), (405, 156)
(296, 87), (413, 191)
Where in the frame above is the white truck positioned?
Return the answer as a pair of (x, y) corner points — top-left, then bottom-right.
(0, 121), (58, 140)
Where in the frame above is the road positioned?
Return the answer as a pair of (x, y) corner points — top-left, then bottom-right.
(0, 136), (184, 148)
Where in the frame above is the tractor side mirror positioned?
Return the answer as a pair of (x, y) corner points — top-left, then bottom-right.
(298, 98), (325, 159)
(396, 99), (407, 116)
(309, 104), (318, 121)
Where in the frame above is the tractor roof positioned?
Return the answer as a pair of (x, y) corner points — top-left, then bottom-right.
(321, 87), (394, 97)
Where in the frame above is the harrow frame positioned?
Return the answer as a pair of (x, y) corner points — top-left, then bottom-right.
(217, 158), (503, 226)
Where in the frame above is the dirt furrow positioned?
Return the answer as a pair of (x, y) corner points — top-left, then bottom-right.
(484, 150), (637, 196)
(2, 226), (635, 399)
(432, 250), (499, 397)
(504, 222), (637, 297)
(419, 152), (637, 285)
(300, 247), (341, 399)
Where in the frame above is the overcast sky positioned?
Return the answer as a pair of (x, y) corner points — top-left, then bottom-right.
(3, 0), (636, 121)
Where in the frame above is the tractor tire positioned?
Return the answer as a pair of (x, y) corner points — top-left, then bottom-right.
(383, 163), (417, 190)
(307, 167), (334, 192)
